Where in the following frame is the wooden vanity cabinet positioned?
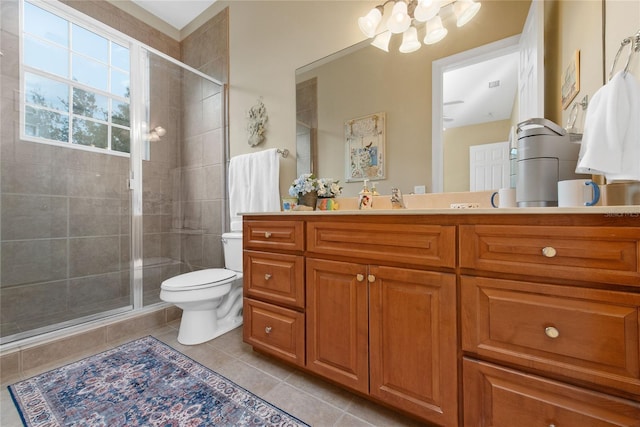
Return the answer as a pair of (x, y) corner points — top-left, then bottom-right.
(242, 220), (306, 367)
(243, 213), (640, 427)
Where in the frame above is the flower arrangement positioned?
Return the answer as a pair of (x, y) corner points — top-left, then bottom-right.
(288, 174), (342, 198)
(317, 177), (342, 198)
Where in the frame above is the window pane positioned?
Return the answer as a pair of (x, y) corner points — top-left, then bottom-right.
(112, 126), (130, 153)
(24, 35), (69, 77)
(73, 88), (108, 121)
(25, 73), (69, 111)
(25, 106), (69, 142)
(111, 69), (130, 98)
(112, 100), (130, 126)
(24, 2), (68, 46)
(111, 42), (129, 70)
(72, 24), (108, 63)
(72, 118), (108, 148)
(72, 54), (108, 91)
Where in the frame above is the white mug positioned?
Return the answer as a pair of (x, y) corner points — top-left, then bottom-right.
(558, 179), (600, 207)
(491, 188), (517, 208)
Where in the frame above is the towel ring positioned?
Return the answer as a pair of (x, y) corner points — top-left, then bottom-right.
(609, 30), (640, 81)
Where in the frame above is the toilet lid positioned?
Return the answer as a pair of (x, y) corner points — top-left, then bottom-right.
(161, 268), (237, 291)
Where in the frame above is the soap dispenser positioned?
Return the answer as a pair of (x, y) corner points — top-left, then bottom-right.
(371, 182), (380, 196)
(359, 179), (373, 210)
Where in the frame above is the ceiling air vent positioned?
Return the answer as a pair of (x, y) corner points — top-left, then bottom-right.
(488, 80), (500, 88)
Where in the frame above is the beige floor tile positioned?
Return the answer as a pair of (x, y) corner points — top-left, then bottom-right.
(1, 387), (23, 427)
(214, 358), (282, 398)
(334, 413), (377, 427)
(207, 325), (252, 357)
(264, 382), (344, 427)
(346, 395), (427, 427)
(285, 370), (355, 411)
(180, 343), (236, 372)
(239, 348), (295, 381)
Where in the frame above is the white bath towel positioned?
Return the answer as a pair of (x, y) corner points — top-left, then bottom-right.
(229, 148), (281, 230)
(577, 71), (640, 181)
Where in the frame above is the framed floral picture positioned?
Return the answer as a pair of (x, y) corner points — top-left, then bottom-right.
(345, 112), (385, 182)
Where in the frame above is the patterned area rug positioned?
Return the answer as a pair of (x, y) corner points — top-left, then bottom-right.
(8, 336), (308, 427)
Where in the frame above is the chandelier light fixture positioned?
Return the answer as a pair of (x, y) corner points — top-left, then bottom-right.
(358, 0), (481, 53)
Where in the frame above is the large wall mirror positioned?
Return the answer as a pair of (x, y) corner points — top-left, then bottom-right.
(296, 0), (533, 197)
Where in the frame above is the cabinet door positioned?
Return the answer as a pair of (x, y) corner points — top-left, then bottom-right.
(306, 258), (369, 394)
(369, 265), (458, 427)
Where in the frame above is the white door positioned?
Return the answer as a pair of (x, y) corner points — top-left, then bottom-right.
(518, 0), (544, 121)
(470, 141), (510, 191)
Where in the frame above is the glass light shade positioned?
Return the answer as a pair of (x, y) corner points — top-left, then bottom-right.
(414, 0), (440, 22)
(371, 31), (392, 52)
(399, 27), (421, 53)
(424, 15), (448, 44)
(387, 1), (411, 34)
(454, 0), (481, 27)
(358, 7), (382, 38)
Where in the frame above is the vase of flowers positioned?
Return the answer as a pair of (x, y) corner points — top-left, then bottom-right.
(316, 178), (343, 198)
(289, 174), (342, 210)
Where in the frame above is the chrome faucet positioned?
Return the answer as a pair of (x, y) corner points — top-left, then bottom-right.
(390, 187), (405, 209)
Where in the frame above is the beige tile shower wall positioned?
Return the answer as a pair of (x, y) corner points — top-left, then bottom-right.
(178, 9), (229, 271)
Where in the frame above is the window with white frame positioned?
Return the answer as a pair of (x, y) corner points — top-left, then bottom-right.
(22, 1), (131, 155)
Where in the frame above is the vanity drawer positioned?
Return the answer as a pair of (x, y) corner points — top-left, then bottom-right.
(307, 221), (456, 268)
(461, 276), (640, 398)
(459, 225), (640, 286)
(243, 298), (305, 367)
(463, 358), (640, 427)
(243, 220), (304, 252)
(244, 250), (304, 309)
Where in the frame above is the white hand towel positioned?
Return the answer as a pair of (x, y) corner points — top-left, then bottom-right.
(577, 71), (640, 180)
(229, 149), (281, 230)
(607, 72), (640, 181)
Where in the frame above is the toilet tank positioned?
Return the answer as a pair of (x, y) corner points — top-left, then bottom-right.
(221, 232), (243, 272)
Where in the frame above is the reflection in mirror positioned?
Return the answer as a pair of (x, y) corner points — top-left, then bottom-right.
(440, 36), (520, 193)
(296, 1), (532, 197)
(296, 77), (317, 176)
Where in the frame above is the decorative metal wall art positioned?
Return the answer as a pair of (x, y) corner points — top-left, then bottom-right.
(247, 97), (268, 146)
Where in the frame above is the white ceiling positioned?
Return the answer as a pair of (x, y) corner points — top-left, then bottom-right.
(131, 0), (217, 30)
(443, 51), (519, 129)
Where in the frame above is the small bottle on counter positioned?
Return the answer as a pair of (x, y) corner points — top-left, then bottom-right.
(371, 182), (380, 196)
(359, 179), (373, 210)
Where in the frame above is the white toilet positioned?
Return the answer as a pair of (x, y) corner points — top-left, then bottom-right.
(160, 231), (244, 345)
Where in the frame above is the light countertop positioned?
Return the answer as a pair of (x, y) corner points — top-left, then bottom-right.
(243, 205), (640, 216)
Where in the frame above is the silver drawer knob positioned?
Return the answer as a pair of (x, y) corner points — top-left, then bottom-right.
(545, 326), (560, 339)
(265, 326), (272, 334)
(264, 231), (272, 238)
(264, 274), (272, 280)
(367, 274), (376, 283)
(356, 274), (364, 282)
(542, 246), (557, 258)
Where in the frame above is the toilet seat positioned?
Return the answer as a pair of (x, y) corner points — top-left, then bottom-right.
(161, 268), (236, 291)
